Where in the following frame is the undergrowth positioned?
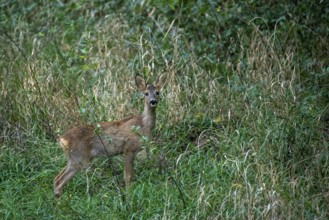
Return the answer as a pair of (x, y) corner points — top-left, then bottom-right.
(1, 0), (328, 219)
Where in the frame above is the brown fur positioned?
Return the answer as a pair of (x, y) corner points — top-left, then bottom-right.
(54, 74), (166, 197)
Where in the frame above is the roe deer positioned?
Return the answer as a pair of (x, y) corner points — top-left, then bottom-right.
(54, 74), (166, 197)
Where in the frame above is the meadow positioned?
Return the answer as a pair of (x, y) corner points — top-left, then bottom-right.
(1, 1), (328, 219)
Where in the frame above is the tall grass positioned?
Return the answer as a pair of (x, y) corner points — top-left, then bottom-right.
(1, 1), (328, 219)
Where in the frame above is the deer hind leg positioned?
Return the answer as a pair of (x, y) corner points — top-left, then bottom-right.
(124, 151), (136, 189)
(54, 161), (83, 197)
(54, 165), (67, 182)
(54, 150), (91, 197)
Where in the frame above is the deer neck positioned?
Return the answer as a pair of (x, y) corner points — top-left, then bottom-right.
(140, 103), (156, 138)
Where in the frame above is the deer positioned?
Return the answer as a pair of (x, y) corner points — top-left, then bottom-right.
(54, 74), (166, 197)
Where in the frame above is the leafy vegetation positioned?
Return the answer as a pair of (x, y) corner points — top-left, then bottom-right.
(1, 0), (328, 219)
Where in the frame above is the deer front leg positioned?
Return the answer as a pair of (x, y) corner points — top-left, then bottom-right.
(124, 151), (136, 189)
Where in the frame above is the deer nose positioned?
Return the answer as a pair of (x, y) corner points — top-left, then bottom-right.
(150, 99), (157, 106)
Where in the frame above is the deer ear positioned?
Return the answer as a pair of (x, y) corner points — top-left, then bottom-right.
(135, 75), (146, 91)
(155, 73), (167, 90)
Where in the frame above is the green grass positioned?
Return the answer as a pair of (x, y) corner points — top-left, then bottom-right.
(1, 0), (329, 219)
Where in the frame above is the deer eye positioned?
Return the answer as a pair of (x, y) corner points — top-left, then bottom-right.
(156, 91), (160, 95)
(145, 92), (149, 96)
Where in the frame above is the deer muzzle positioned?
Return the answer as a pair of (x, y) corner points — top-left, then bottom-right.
(149, 99), (157, 107)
